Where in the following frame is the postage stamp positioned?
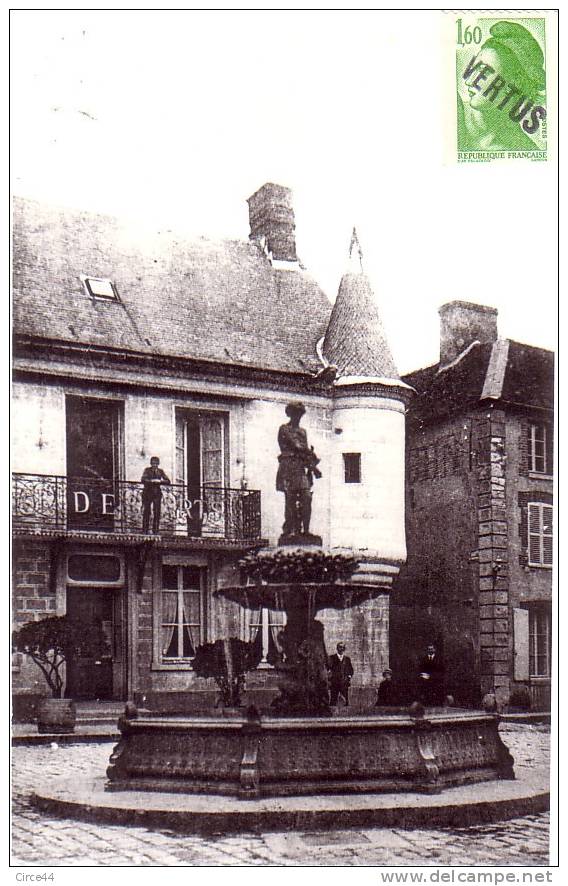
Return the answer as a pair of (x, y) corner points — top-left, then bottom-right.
(445, 13), (550, 163)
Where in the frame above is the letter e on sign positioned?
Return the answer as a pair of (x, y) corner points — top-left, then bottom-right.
(101, 493), (115, 515)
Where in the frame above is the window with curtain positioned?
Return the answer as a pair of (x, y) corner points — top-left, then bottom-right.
(528, 606), (551, 677)
(161, 564), (203, 660)
(248, 608), (286, 665)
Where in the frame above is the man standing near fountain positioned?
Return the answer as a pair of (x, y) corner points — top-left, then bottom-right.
(417, 643), (446, 706)
(276, 401), (321, 542)
(328, 642), (354, 707)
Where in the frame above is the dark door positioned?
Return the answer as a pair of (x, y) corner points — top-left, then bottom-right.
(66, 397), (121, 531)
(66, 588), (114, 700)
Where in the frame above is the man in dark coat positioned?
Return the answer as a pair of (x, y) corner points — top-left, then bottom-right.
(276, 401), (321, 537)
(141, 456), (171, 534)
(375, 668), (399, 706)
(417, 643), (445, 706)
(328, 642), (354, 706)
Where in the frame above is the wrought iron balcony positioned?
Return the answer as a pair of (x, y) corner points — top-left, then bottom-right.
(12, 474), (262, 541)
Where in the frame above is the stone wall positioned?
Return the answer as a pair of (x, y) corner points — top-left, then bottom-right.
(12, 539), (56, 626)
(320, 595), (389, 688)
(472, 408), (511, 705)
(391, 412), (482, 706)
(393, 403), (553, 709)
(12, 538), (57, 714)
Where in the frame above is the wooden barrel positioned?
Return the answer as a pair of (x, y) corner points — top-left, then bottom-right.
(37, 698), (77, 734)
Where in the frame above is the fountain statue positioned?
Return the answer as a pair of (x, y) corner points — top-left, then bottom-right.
(276, 400), (322, 544)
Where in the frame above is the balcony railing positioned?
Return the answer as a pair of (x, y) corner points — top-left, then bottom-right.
(12, 474), (262, 541)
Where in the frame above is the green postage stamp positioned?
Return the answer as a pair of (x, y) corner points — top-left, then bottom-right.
(445, 12), (554, 163)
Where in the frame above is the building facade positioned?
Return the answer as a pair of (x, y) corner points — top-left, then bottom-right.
(12, 184), (411, 716)
(391, 302), (554, 710)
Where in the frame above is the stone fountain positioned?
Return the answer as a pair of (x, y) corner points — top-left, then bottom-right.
(106, 403), (514, 799)
(106, 544), (514, 799)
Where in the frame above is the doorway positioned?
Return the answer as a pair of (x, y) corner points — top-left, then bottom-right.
(65, 587), (116, 700)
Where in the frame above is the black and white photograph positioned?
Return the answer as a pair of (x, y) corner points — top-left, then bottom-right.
(10, 8), (557, 875)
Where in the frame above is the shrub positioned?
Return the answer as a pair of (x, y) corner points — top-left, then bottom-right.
(12, 616), (108, 699)
(192, 638), (262, 707)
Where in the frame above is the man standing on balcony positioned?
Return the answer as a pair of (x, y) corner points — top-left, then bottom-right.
(276, 401), (321, 539)
(141, 456), (171, 534)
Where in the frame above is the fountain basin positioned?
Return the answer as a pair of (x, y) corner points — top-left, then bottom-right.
(106, 709), (514, 799)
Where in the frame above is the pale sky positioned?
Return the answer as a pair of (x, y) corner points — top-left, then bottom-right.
(10, 9), (558, 374)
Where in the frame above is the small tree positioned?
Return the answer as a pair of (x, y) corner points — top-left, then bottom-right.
(192, 637), (262, 707)
(12, 615), (109, 699)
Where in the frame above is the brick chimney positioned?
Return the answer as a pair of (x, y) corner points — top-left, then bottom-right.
(439, 301), (498, 367)
(247, 183), (297, 262)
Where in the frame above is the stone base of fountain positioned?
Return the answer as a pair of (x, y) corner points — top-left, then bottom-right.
(278, 533), (322, 547)
(106, 708), (514, 799)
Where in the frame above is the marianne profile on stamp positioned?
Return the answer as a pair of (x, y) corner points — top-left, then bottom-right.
(457, 21), (546, 153)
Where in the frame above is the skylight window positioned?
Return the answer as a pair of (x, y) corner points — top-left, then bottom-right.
(82, 276), (118, 300)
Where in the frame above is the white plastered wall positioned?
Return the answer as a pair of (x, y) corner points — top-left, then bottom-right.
(12, 381), (66, 475)
(329, 394), (406, 561)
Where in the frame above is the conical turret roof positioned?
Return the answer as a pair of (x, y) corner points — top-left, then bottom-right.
(322, 238), (400, 380)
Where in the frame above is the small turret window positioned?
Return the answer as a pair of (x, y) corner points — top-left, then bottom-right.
(343, 453), (361, 484)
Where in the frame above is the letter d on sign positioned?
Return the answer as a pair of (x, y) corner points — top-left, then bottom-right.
(73, 491), (90, 513)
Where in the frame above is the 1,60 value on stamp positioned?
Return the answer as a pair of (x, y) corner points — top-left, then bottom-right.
(456, 19), (482, 46)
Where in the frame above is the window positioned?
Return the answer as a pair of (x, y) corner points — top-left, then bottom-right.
(528, 607), (551, 677)
(248, 608), (285, 665)
(160, 565), (204, 660)
(528, 423), (549, 474)
(528, 503), (553, 567)
(174, 410), (229, 537)
(67, 553), (123, 585)
(65, 396), (123, 532)
(82, 276), (118, 300)
(343, 453), (361, 484)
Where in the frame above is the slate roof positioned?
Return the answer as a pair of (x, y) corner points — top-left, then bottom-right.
(12, 197), (333, 376)
(322, 271), (400, 380)
(403, 339), (554, 425)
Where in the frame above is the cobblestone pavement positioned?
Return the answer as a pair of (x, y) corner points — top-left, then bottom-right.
(11, 724), (551, 867)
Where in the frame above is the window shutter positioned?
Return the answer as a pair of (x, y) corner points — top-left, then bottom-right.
(528, 503), (541, 533)
(529, 505), (540, 564)
(542, 506), (553, 565)
(528, 504), (541, 565)
(513, 607), (529, 681)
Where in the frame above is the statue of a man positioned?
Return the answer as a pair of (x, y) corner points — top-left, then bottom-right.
(276, 401), (321, 537)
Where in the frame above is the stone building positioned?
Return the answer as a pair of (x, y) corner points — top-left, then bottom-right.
(391, 301), (554, 710)
(12, 183), (411, 716)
